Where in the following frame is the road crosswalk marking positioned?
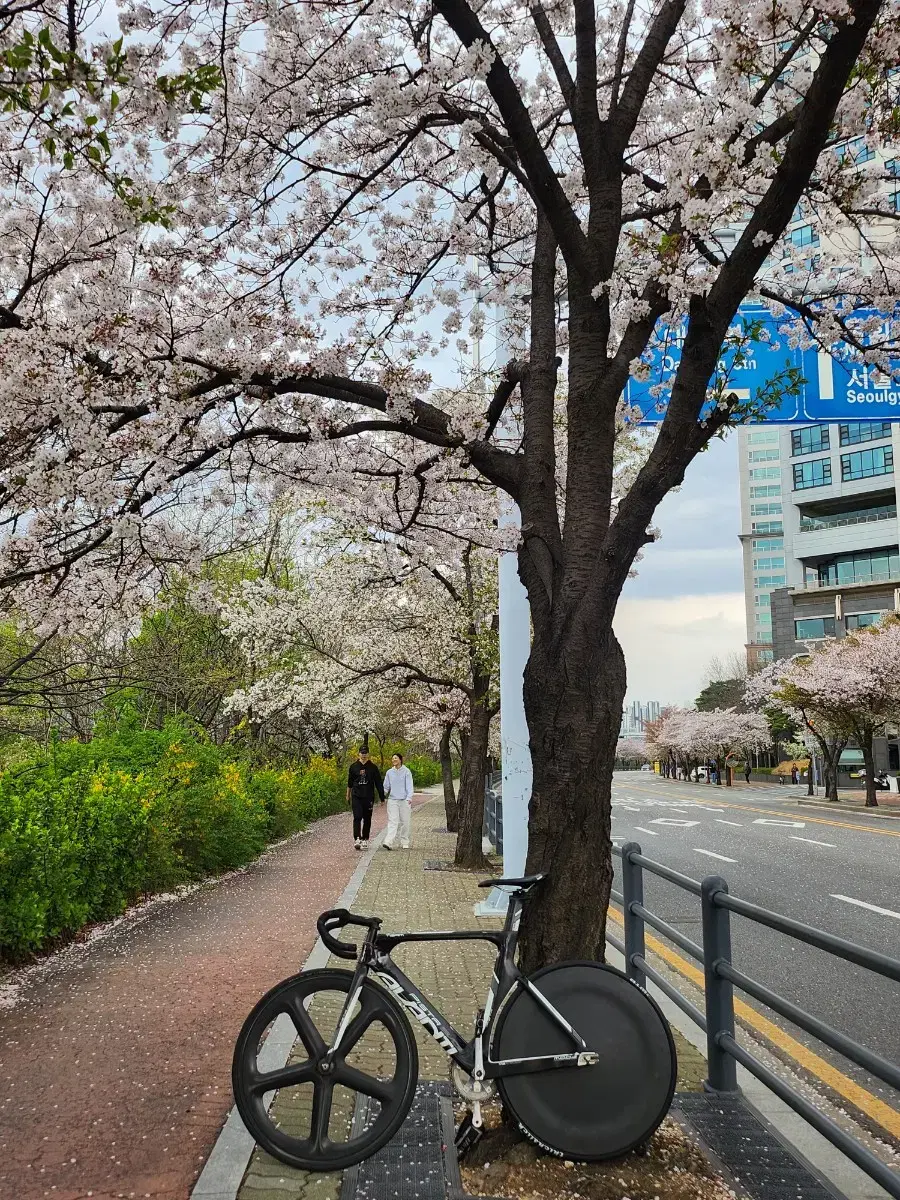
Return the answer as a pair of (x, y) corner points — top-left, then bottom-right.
(791, 836), (835, 847)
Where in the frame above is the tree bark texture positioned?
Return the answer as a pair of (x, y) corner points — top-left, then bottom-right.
(454, 687), (491, 870)
(440, 723), (459, 832)
(517, 617), (624, 976)
(859, 732), (879, 808)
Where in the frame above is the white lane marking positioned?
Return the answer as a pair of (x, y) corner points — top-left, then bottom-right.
(696, 806), (725, 812)
(621, 805), (641, 812)
(650, 818), (700, 827)
(791, 836), (836, 848)
(831, 894), (900, 921)
(716, 819), (743, 827)
(753, 818), (806, 827)
(634, 826), (659, 836)
(694, 848), (738, 863)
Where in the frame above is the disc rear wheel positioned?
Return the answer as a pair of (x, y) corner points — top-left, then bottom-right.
(232, 967), (418, 1171)
(492, 961), (676, 1161)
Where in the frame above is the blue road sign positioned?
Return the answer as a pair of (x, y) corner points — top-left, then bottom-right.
(630, 304), (900, 424)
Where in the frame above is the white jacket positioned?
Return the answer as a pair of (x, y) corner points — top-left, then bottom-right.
(384, 765), (414, 801)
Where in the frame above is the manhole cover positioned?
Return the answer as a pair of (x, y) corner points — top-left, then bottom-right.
(424, 860), (457, 871)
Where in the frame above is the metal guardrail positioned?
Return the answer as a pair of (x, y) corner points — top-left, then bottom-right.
(609, 841), (900, 1199)
(483, 772), (502, 855)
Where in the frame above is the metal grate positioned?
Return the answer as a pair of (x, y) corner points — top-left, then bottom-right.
(340, 1082), (462, 1200)
(423, 860), (458, 872)
(673, 1094), (847, 1200)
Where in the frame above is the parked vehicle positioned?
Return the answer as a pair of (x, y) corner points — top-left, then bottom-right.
(851, 767), (889, 789)
(641, 763), (652, 772)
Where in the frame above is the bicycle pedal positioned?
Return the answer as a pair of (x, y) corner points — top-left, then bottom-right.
(455, 1112), (484, 1156)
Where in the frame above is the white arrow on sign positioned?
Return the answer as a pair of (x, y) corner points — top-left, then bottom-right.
(649, 818), (701, 827)
(752, 818), (805, 827)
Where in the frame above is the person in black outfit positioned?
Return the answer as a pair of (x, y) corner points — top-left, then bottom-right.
(347, 747), (384, 850)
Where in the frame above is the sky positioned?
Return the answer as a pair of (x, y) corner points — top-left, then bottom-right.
(614, 433), (747, 708)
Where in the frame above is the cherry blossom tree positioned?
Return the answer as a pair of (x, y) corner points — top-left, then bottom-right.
(2, 0), (899, 968)
(749, 622), (900, 806)
(222, 530), (499, 865)
(615, 737), (649, 766)
(647, 708), (770, 784)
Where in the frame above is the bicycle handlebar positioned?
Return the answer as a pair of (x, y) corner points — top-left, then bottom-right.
(316, 908), (380, 960)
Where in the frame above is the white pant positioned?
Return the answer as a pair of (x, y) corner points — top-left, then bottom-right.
(385, 797), (411, 848)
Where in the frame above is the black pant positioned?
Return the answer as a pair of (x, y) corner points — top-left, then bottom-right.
(352, 796), (373, 841)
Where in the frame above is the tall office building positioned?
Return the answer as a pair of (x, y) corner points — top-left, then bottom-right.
(738, 422), (900, 664)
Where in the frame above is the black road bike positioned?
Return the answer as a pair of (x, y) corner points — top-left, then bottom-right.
(232, 874), (677, 1172)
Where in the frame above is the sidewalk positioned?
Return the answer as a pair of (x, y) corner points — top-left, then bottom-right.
(230, 798), (716, 1200)
(0, 798), (416, 1200)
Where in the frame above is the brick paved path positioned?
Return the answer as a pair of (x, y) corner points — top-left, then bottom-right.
(0, 799), (417, 1200)
(235, 800), (706, 1200)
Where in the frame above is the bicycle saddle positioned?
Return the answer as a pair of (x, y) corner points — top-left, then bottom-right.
(478, 873), (547, 891)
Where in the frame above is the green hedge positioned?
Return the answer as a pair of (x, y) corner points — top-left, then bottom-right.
(403, 754), (442, 788)
(0, 722), (346, 957)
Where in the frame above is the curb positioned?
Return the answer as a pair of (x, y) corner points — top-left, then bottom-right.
(796, 800), (900, 820)
(190, 828), (385, 1200)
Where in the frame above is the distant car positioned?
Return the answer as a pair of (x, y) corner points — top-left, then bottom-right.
(694, 766), (711, 782)
(640, 764), (652, 772)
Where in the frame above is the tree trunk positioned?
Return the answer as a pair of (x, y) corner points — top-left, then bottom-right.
(440, 723), (459, 832)
(454, 689), (490, 870)
(517, 619), (624, 976)
(859, 731), (879, 808)
(807, 761), (814, 796)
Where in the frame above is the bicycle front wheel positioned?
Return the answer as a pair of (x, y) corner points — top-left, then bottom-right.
(232, 967), (418, 1171)
(492, 961), (676, 1161)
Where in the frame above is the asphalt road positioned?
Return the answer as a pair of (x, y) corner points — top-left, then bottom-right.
(609, 772), (900, 1125)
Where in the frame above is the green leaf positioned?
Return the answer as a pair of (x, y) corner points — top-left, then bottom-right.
(87, 145), (102, 163)
(63, 151), (74, 170)
(110, 91), (119, 111)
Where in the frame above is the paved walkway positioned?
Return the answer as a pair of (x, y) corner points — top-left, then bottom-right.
(0, 799), (418, 1200)
(234, 798), (707, 1200)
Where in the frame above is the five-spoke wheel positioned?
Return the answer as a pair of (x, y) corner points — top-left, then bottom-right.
(232, 968), (418, 1171)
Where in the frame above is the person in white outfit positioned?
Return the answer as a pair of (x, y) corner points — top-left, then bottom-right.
(383, 753), (414, 850)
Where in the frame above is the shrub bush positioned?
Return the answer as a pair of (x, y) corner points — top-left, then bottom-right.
(0, 723), (346, 958)
(402, 754), (442, 788)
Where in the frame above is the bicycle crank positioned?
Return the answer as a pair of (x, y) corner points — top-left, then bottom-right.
(450, 1060), (496, 1104)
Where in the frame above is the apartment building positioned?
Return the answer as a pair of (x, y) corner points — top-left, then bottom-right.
(620, 700), (662, 739)
(738, 422), (900, 665)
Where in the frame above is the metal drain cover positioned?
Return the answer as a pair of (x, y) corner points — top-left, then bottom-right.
(673, 1094), (847, 1200)
(340, 1082), (461, 1200)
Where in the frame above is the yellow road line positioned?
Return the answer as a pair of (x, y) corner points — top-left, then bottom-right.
(620, 783), (900, 839)
(607, 904), (900, 1137)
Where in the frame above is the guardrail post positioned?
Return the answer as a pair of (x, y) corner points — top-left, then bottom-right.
(701, 875), (739, 1093)
(621, 841), (646, 988)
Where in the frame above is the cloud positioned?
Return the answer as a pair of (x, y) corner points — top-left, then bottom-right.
(614, 592), (747, 707)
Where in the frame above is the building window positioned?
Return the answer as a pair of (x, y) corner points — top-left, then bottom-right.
(846, 612), (885, 630)
(839, 421), (891, 446)
(816, 546), (900, 587)
(749, 429), (779, 445)
(751, 485), (782, 498)
(837, 137), (874, 164)
(799, 502), (896, 532)
(793, 458), (832, 489)
(787, 224), (819, 249)
(752, 521), (784, 534)
(841, 446), (894, 481)
(752, 537), (784, 552)
(750, 466), (782, 481)
(750, 502), (782, 516)
(749, 448), (781, 463)
(753, 556), (786, 570)
(791, 426), (830, 456)
(755, 574), (786, 588)
(795, 616), (836, 639)
(755, 613), (773, 627)
(887, 159), (900, 178)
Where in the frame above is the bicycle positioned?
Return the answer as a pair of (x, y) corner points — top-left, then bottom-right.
(232, 873), (677, 1172)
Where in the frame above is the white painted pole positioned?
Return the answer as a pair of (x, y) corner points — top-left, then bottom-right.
(475, 305), (532, 916)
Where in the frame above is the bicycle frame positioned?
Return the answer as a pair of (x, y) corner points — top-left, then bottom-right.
(322, 892), (598, 1080)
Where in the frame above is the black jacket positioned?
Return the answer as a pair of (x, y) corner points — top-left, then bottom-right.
(348, 760), (384, 804)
